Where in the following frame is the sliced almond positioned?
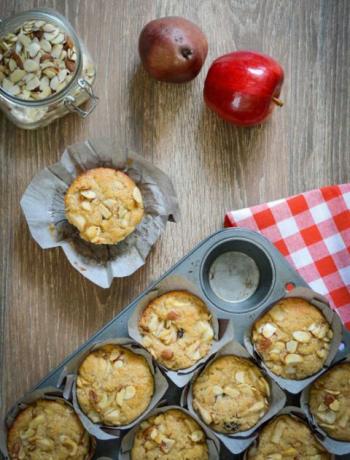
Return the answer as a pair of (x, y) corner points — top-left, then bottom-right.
(26, 76), (40, 91)
(81, 200), (92, 211)
(318, 411), (337, 424)
(85, 226), (100, 240)
(23, 59), (39, 72)
(43, 23), (57, 32)
(316, 348), (327, 359)
(50, 75), (59, 91)
(10, 69), (26, 83)
(133, 187), (143, 205)
(81, 190), (96, 200)
(212, 385), (224, 396)
(329, 399), (340, 411)
(223, 386), (240, 398)
(286, 340), (298, 353)
(292, 330), (311, 343)
(285, 353), (303, 364)
(28, 42), (41, 58)
(160, 437), (175, 453)
(190, 430), (203, 442)
(8, 58), (17, 72)
(69, 214), (86, 231)
(39, 39), (52, 52)
(99, 204), (112, 219)
(116, 389), (126, 406)
(262, 323), (277, 338)
(235, 371), (245, 383)
(51, 44), (63, 59)
(124, 385), (136, 400)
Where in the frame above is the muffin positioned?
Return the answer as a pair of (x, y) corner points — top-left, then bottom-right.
(64, 167), (144, 245)
(139, 290), (214, 370)
(192, 355), (270, 433)
(131, 408), (208, 460)
(309, 362), (350, 441)
(246, 414), (331, 459)
(251, 297), (333, 379)
(7, 399), (91, 460)
(76, 344), (154, 426)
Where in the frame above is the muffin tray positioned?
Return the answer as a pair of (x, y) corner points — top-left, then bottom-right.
(1, 227), (350, 459)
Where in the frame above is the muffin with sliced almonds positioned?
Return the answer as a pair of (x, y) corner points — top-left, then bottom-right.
(76, 344), (154, 426)
(309, 362), (350, 441)
(139, 290), (214, 370)
(251, 298), (333, 380)
(192, 355), (270, 434)
(65, 167), (144, 245)
(131, 408), (208, 460)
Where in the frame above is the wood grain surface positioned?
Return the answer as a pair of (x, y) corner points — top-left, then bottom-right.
(0, 0), (349, 442)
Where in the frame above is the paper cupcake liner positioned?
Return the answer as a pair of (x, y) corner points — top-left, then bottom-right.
(20, 137), (180, 288)
(0, 387), (96, 459)
(127, 274), (234, 387)
(243, 406), (336, 459)
(243, 286), (344, 394)
(183, 340), (286, 454)
(300, 356), (350, 455)
(118, 404), (220, 460)
(57, 337), (169, 441)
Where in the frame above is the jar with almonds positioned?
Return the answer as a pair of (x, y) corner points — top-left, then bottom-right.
(0, 9), (98, 129)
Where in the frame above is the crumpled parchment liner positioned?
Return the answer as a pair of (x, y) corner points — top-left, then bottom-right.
(20, 138), (180, 288)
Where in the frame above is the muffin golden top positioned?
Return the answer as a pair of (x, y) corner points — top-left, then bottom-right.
(246, 414), (331, 460)
(64, 167), (144, 245)
(76, 344), (154, 426)
(309, 362), (350, 441)
(192, 355), (270, 433)
(7, 399), (91, 460)
(252, 297), (333, 380)
(131, 409), (208, 460)
(139, 290), (214, 370)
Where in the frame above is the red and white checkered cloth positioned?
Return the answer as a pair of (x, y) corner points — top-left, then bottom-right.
(224, 184), (350, 330)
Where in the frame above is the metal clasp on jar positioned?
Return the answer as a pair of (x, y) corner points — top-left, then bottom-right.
(64, 79), (98, 118)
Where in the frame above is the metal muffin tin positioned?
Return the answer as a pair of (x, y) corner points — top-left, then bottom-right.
(1, 227), (350, 459)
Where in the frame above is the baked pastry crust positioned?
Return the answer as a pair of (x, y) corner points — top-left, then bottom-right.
(246, 414), (331, 459)
(192, 355), (270, 433)
(139, 290), (214, 370)
(64, 167), (144, 245)
(7, 399), (91, 460)
(251, 297), (333, 379)
(131, 408), (208, 460)
(76, 344), (154, 426)
(309, 362), (350, 441)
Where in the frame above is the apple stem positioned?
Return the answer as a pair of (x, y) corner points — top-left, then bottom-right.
(272, 96), (284, 107)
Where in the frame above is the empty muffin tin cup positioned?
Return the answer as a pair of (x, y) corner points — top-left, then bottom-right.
(0, 387), (96, 460)
(57, 338), (168, 440)
(118, 405), (220, 460)
(300, 356), (350, 455)
(183, 340), (287, 454)
(127, 274), (234, 387)
(201, 237), (275, 314)
(243, 286), (344, 394)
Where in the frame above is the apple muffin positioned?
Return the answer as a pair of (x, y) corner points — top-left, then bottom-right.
(76, 344), (154, 426)
(64, 167), (144, 245)
(7, 399), (91, 460)
(131, 408), (208, 460)
(139, 290), (214, 370)
(192, 355), (270, 433)
(251, 297), (333, 380)
(246, 414), (331, 459)
(309, 362), (350, 441)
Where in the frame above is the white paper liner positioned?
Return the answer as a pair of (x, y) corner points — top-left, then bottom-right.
(184, 340), (286, 454)
(300, 356), (350, 455)
(127, 274), (234, 387)
(57, 338), (168, 441)
(20, 138), (180, 288)
(243, 406), (336, 459)
(0, 387), (95, 459)
(244, 286), (344, 394)
(118, 405), (220, 460)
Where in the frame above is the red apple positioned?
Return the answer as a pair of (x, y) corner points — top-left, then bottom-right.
(204, 51), (284, 126)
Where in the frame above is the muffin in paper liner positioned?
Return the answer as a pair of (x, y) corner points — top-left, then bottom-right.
(300, 356), (350, 455)
(127, 274), (234, 387)
(57, 338), (169, 441)
(183, 340), (287, 454)
(244, 286), (344, 394)
(118, 405), (220, 460)
(243, 406), (335, 460)
(0, 387), (96, 460)
(20, 137), (179, 288)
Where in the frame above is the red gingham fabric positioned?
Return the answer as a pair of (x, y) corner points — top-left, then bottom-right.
(224, 184), (350, 330)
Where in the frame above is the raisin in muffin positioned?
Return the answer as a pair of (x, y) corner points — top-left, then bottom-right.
(251, 298), (333, 380)
(131, 409), (208, 460)
(192, 355), (270, 433)
(246, 414), (331, 459)
(7, 399), (91, 460)
(139, 290), (214, 370)
(65, 167), (144, 245)
(76, 344), (154, 426)
(309, 362), (350, 441)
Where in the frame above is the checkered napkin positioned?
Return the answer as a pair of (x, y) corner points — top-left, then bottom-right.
(224, 184), (350, 330)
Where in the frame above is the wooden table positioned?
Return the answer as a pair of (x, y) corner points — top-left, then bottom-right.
(0, 0), (349, 447)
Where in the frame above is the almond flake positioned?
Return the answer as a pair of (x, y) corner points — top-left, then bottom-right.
(285, 353), (303, 364)
(39, 39), (52, 52)
(292, 330), (311, 343)
(262, 323), (277, 338)
(190, 431), (203, 442)
(26, 76), (40, 91)
(28, 42), (41, 58)
(24, 59), (39, 72)
(286, 340), (298, 353)
(51, 44), (63, 59)
(50, 76), (59, 91)
(10, 69), (26, 84)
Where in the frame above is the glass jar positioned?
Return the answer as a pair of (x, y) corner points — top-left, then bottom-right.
(0, 8), (98, 129)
